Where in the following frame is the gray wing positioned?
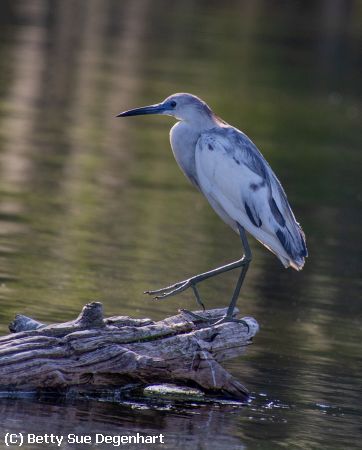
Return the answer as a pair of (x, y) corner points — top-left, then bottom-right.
(195, 126), (307, 269)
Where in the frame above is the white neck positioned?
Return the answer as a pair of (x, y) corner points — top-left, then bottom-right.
(169, 117), (218, 189)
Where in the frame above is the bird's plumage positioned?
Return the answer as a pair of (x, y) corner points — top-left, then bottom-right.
(195, 126), (307, 270)
(118, 92), (307, 271)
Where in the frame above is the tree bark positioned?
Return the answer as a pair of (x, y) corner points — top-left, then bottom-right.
(0, 302), (259, 400)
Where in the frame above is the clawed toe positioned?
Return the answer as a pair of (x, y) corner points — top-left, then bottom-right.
(145, 282), (183, 296)
(179, 309), (211, 321)
(180, 309), (249, 331)
(144, 283), (183, 296)
(213, 316), (249, 331)
(145, 279), (191, 300)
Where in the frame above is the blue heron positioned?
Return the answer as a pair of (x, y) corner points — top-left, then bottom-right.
(117, 93), (307, 324)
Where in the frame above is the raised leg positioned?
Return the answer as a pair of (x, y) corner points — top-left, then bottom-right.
(145, 257), (247, 300)
(145, 223), (252, 324)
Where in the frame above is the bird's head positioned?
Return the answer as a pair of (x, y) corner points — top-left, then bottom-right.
(117, 93), (214, 124)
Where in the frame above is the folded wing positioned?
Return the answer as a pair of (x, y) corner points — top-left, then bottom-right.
(195, 127), (307, 270)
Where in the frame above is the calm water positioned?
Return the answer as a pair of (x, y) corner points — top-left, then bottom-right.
(0, 1), (361, 449)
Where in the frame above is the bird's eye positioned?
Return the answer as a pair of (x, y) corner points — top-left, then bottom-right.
(170, 101), (177, 108)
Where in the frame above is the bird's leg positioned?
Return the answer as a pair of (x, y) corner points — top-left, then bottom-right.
(145, 224), (251, 326)
(213, 225), (251, 326)
(180, 225), (251, 326)
(145, 257), (247, 300)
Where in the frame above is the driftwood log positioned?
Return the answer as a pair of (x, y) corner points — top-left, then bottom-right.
(0, 302), (259, 401)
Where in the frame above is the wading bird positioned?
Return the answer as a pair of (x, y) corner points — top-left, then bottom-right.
(117, 93), (307, 324)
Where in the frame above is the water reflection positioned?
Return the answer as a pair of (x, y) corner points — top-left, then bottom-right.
(0, 393), (360, 450)
(0, 1), (361, 449)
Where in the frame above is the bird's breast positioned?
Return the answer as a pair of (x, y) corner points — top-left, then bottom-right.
(170, 122), (201, 188)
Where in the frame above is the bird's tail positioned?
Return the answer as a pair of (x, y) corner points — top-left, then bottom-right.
(275, 223), (308, 270)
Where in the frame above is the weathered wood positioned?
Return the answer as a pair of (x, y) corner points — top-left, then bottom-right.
(0, 302), (259, 400)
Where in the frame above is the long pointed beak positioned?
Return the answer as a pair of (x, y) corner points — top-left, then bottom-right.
(116, 103), (166, 117)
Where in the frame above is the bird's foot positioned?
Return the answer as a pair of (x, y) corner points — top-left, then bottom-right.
(179, 309), (249, 332)
(145, 278), (192, 299)
(213, 315), (250, 331)
(145, 277), (206, 310)
(179, 309), (210, 322)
